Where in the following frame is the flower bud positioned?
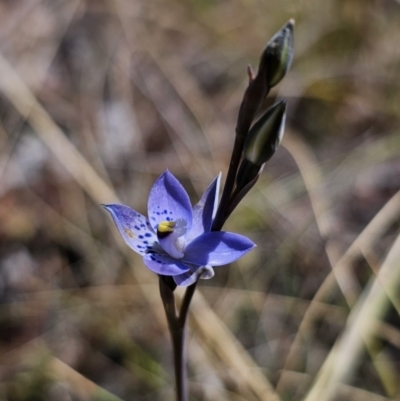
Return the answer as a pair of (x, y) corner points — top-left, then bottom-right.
(243, 99), (286, 165)
(235, 158), (262, 191)
(260, 19), (294, 88)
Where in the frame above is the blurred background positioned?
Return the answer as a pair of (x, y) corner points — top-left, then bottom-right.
(0, 0), (400, 400)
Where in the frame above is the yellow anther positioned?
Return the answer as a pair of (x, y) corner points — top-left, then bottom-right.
(157, 221), (176, 233)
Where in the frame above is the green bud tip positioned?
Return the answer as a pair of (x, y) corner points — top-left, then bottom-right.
(260, 19), (294, 88)
(244, 99), (287, 165)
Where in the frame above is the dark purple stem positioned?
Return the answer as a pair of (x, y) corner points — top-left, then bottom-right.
(159, 277), (187, 401)
(171, 327), (186, 401)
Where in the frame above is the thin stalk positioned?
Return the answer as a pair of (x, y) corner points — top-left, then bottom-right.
(179, 281), (198, 327)
(160, 277), (187, 401)
(212, 134), (246, 231)
(171, 327), (187, 401)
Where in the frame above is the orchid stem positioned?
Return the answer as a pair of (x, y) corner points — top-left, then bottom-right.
(168, 163), (239, 400)
(212, 134), (245, 231)
(160, 277), (190, 401)
(171, 327), (187, 401)
(179, 281), (197, 327)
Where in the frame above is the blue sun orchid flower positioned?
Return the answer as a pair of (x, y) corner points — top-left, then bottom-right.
(103, 171), (255, 287)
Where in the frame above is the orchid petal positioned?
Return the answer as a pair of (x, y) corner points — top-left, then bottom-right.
(148, 171), (193, 232)
(103, 204), (156, 255)
(173, 272), (198, 287)
(186, 174), (221, 243)
(173, 265), (215, 287)
(183, 232), (255, 266)
(143, 253), (190, 276)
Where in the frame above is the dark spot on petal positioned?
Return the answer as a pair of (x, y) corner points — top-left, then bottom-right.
(134, 225), (140, 230)
(141, 224), (145, 228)
(145, 233), (152, 238)
(143, 241), (148, 244)
(139, 235), (144, 239)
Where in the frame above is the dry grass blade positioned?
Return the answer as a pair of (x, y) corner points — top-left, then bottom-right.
(277, 129), (400, 385)
(279, 370), (392, 401)
(375, 322), (400, 349)
(283, 129), (360, 304)
(50, 357), (126, 401)
(2, 337), (125, 401)
(0, 54), (119, 205)
(303, 232), (400, 401)
(281, 188), (400, 376)
(144, 48), (230, 168)
(189, 292), (281, 401)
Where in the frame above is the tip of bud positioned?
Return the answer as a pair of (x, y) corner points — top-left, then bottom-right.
(259, 19), (295, 88)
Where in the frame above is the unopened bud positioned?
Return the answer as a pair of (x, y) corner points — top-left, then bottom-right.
(235, 159), (262, 191)
(243, 99), (286, 165)
(260, 19), (294, 88)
